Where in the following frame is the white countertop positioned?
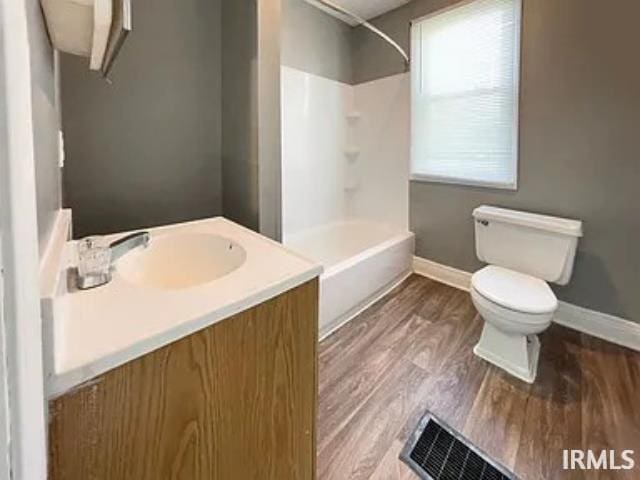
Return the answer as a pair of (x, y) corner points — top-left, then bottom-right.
(42, 217), (322, 398)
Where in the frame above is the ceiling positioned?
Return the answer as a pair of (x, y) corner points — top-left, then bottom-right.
(305, 0), (413, 25)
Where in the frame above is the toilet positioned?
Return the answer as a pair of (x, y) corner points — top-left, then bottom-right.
(471, 206), (583, 383)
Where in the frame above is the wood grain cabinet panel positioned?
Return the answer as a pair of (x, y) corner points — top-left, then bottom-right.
(49, 280), (318, 480)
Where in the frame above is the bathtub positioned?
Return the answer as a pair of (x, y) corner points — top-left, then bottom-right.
(285, 221), (415, 339)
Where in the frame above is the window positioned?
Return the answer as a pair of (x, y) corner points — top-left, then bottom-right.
(410, 0), (521, 189)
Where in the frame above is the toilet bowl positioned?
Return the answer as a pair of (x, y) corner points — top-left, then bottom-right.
(471, 206), (582, 383)
(470, 266), (557, 383)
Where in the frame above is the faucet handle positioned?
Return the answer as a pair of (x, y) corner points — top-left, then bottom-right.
(76, 236), (112, 290)
(75, 232), (150, 290)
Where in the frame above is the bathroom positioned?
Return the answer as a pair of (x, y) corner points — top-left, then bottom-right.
(1, 0), (639, 478)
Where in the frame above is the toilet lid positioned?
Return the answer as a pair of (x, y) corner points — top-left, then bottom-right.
(471, 266), (558, 314)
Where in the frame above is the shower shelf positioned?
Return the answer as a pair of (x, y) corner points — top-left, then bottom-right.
(346, 112), (362, 121)
(344, 148), (360, 159)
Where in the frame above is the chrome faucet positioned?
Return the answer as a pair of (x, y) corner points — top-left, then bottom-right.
(109, 231), (151, 263)
(76, 231), (151, 290)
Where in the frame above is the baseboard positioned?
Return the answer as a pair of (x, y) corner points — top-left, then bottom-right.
(412, 256), (471, 291)
(554, 302), (640, 352)
(412, 256), (640, 353)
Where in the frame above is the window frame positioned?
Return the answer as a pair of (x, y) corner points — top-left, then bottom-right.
(409, 0), (523, 190)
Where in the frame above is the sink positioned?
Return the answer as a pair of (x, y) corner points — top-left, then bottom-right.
(116, 232), (246, 290)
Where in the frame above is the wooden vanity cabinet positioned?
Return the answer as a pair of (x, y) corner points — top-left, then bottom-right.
(48, 280), (318, 480)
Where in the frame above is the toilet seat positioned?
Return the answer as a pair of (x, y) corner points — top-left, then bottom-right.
(471, 266), (558, 314)
(471, 287), (553, 335)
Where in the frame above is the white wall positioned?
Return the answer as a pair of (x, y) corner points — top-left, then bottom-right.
(352, 73), (410, 230)
(0, 0), (49, 477)
(281, 66), (409, 238)
(24, 0), (62, 255)
(281, 66), (353, 238)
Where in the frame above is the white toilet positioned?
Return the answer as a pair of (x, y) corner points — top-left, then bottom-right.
(471, 206), (583, 383)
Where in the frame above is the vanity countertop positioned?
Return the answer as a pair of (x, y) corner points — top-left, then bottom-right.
(42, 216), (322, 398)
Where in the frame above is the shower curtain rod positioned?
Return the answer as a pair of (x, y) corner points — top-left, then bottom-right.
(309, 0), (410, 66)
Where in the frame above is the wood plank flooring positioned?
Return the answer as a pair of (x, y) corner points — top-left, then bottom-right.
(317, 275), (640, 480)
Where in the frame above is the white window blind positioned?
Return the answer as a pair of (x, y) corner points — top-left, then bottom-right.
(411, 0), (521, 189)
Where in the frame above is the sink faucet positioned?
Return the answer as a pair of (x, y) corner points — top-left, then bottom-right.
(76, 231), (151, 290)
(109, 231), (151, 263)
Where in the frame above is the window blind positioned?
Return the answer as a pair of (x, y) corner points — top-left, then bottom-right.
(411, 0), (520, 189)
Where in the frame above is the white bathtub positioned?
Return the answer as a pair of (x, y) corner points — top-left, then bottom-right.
(285, 221), (415, 339)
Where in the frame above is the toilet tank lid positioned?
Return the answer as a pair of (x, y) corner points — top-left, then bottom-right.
(473, 206), (583, 237)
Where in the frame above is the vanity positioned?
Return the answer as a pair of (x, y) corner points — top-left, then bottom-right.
(41, 215), (322, 479)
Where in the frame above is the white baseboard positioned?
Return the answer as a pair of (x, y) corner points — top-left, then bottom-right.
(413, 256), (640, 352)
(412, 256), (471, 291)
(554, 302), (640, 352)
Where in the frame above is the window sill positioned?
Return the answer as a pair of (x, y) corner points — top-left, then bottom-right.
(409, 173), (518, 191)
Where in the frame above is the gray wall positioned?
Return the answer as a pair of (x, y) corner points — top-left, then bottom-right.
(352, 0), (640, 322)
(26, 0), (62, 253)
(61, 0), (223, 237)
(281, 0), (353, 84)
(221, 0), (260, 231)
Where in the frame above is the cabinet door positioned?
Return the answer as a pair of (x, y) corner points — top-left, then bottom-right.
(49, 280), (318, 479)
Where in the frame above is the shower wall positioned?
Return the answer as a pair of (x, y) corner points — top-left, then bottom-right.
(281, 65), (409, 239)
(351, 73), (409, 230)
(281, 66), (353, 239)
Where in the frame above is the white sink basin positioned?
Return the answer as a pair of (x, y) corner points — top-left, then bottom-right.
(117, 232), (246, 290)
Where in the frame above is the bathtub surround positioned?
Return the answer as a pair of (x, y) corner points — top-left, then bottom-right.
(280, 2), (412, 336)
(281, 63), (413, 335)
(351, 73), (409, 229)
(281, 67), (409, 235)
(62, 0), (224, 237)
(349, 0), (640, 323)
(281, 67), (353, 236)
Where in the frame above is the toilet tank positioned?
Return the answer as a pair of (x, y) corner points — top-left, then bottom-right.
(473, 206), (583, 285)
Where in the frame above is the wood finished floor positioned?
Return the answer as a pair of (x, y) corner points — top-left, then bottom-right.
(317, 275), (640, 480)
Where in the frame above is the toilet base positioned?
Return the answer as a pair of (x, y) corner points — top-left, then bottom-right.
(473, 322), (541, 383)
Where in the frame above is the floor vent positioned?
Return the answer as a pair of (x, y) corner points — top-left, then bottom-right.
(400, 412), (517, 480)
